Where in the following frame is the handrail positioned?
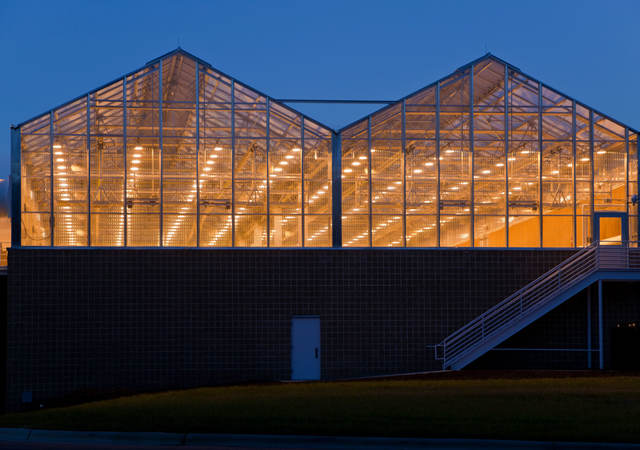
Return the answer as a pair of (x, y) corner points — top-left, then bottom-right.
(439, 240), (639, 368)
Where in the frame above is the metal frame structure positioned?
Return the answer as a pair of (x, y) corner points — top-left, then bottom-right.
(11, 50), (640, 250)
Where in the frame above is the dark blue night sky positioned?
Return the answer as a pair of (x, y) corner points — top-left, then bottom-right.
(2, 0), (639, 178)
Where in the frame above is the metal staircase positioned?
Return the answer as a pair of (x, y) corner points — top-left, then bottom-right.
(436, 241), (640, 370)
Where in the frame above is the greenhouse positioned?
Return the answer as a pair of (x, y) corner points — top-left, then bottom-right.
(13, 50), (639, 248)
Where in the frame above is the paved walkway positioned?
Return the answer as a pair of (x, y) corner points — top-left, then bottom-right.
(1, 428), (640, 449)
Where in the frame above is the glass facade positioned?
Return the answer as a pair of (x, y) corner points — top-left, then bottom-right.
(18, 51), (333, 247)
(341, 58), (638, 247)
(15, 51), (639, 248)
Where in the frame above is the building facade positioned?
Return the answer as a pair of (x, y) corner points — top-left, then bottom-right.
(7, 49), (640, 411)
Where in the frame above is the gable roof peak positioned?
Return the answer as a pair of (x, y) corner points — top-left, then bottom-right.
(455, 52), (521, 73)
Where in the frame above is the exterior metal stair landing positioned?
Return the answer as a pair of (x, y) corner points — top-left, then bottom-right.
(435, 241), (640, 370)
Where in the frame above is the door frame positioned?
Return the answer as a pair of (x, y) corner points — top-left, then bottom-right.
(593, 211), (628, 244)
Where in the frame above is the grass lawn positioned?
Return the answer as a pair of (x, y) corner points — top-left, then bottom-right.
(1, 375), (640, 443)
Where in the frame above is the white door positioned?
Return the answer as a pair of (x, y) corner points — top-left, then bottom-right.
(291, 316), (320, 380)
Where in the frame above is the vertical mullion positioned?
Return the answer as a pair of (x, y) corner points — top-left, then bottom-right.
(331, 132), (341, 247)
(636, 130), (640, 243)
(469, 66), (474, 247)
(625, 128), (629, 243)
(368, 116), (373, 247)
(123, 77), (128, 247)
(159, 59), (164, 247)
(231, 80), (235, 247)
(402, 99), (407, 247)
(49, 110), (54, 247)
(86, 94), (91, 247)
(538, 83), (543, 247)
(196, 65), (200, 247)
(637, 130), (640, 243)
(504, 65), (509, 247)
(436, 81), (441, 247)
(572, 100), (577, 247)
(590, 109), (595, 243)
(266, 98), (271, 248)
(301, 117), (305, 246)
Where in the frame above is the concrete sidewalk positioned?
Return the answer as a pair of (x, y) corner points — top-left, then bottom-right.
(1, 428), (640, 449)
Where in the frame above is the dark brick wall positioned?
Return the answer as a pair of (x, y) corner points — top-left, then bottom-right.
(6, 248), (575, 410)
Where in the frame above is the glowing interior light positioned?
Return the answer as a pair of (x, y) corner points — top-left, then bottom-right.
(132, 159), (140, 164)
(214, 146), (223, 151)
(358, 156), (367, 160)
(352, 161), (361, 166)
(56, 158), (64, 162)
(597, 150), (606, 154)
(521, 150), (530, 154)
(54, 151), (63, 155)
(513, 186), (522, 191)
(133, 153), (141, 158)
(134, 146), (143, 151)
(279, 161), (288, 166)
(581, 157), (590, 162)
(206, 160), (214, 165)
(387, 186), (396, 190)
(496, 163), (504, 167)
(53, 144), (62, 149)
(131, 167), (139, 171)
(445, 149), (455, 153)
(57, 165), (65, 170)
(552, 170), (559, 175)
(413, 169), (423, 174)
(204, 167), (212, 172)
(451, 186), (459, 191)
(370, 148), (376, 153)
(344, 168), (353, 173)
(425, 162), (434, 167)
(482, 169), (491, 174)
(274, 167), (283, 172)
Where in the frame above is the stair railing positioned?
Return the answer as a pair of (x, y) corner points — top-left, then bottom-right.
(437, 240), (634, 369)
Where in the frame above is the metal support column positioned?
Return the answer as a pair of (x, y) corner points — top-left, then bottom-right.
(122, 77), (128, 247)
(625, 128), (629, 242)
(10, 126), (21, 247)
(231, 80), (236, 247)
(266, 98), (271, 247)
(402, 99), (407, 247)
(637, 130), (640, 242)
(49, 110), (54, 247)
(436, 81), (441, 247)
(538, 83), (543, 247)
(301, 117), (305, 246)
(598, 279), (604, 370)
(87, 94), (91, 247)
(331, 132), (341, 247)
(587, 286), (592, 369)
(590, 110), (595, 243)
(504, 64), (509, 247)
(469, 65), (475, 247)
(195, 65), (200, 247)
(367, 116), (373, 247)
(572, 100), (577, 247)
(159, 59), (164, 247)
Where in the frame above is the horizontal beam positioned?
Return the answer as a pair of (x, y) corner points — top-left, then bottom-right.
(276, 99), (396, 105)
